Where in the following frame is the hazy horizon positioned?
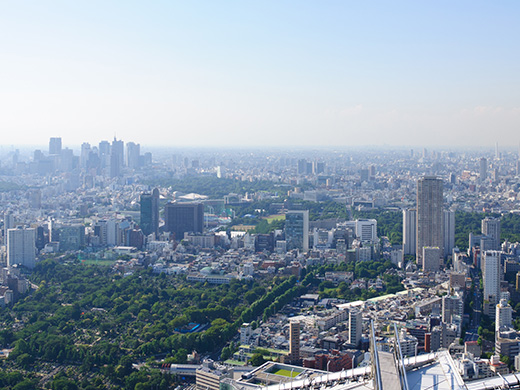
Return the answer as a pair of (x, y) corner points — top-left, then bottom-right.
(1, 1), (519, 148)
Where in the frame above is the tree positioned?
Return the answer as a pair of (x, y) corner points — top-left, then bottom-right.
(249, 353), (266, 366)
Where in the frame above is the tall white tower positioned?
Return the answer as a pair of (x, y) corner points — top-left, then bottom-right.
(7, 227), (36, 269)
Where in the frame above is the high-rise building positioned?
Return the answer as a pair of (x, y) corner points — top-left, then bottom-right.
(422, 247), (442, 272)
(285, 210), (309, 252)
(140, 189), (160, 237)
(442, 293), (463, 324)
(49, 137), (62, 155)
(7, 227), (36, 269)
(403, 209), (416, 255)
(355, 219), (377, 242)
(479, 157), (488, 182)
(98, 140), (111, 170)
(110, 138), (124, 178)
(289, 321), (300, 363)
(348, 309), (362, 348)
(496, 299), (513, 334)
(443, 210), (455, 258)
(482, 250), (502, 312)
(80, 142), (91, 169)
(416, 176), (444, 265)
(164, 202), (204, 240)
(126, 142), (141, 169)
(482, 217), (501, 250)
(3, 213), (15, 244)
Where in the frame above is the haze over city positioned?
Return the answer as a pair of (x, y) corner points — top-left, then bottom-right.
(1, 1), (519, 148)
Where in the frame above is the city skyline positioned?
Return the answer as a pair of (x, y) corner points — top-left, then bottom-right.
(1, 1), (519, 148)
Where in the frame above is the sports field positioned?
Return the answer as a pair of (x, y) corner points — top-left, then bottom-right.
(273, 369), (298, 377)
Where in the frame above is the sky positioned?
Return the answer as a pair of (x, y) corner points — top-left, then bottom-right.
(0, 1), (519, 148)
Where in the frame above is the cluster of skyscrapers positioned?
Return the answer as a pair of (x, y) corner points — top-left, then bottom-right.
(28, 137), (151, 178)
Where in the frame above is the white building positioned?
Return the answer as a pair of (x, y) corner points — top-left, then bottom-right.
(355, 219), (377, 242)
(482, 251), (502, 309)
(496, 299), (513, 333)
(7, 227), (36, 269)
(240, 323), (252, 345)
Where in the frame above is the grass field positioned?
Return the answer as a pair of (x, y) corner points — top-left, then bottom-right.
(264, 214), (285, 223)
(273, 369), (299, 378)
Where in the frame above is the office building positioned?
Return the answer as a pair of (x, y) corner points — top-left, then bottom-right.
(482, 217), (501, 251)
(403, 209), (416, 255)
(164, 202), (204, 240)
(98, 140), (110, 170)
(7, 227), (36, 269)
(443, 210), (455, 258)
(56, 225), (85, 251)
(80, 142), (91, 169)
(482, 251), (502, 314)
(480, 157), (488, 181)
(49, 137), (62, 155)
(417, 176), (444, 265)
(355, 219), (377, 242)
(289, 321), (300, 363)
(110, 138), (124, 178)
(126, 142), (141, 169)
(140, 188), (160, 236)
(285, 210), (309, 252)
(348, 308), (362, 348)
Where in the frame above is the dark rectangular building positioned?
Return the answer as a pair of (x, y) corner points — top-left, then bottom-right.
(140, 188), (159, 236)
(164, 202), (204, 240)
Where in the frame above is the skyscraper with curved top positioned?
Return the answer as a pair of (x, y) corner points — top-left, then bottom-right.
(416, 176), (444, 266)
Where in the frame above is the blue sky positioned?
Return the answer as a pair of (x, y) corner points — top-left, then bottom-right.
(0, 1), (519, 148)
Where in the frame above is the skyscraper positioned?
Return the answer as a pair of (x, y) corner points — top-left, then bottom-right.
(7, 227), (36, 269)
(416, 176), (444, 265)
(348, 308), (362, 348)
(482, 250), (502, 315)
(443, 210), (455, 258)
(285, 210), (309, 252)
(164, 202), (204, 240)
(80, 142), (91, 169)
(402, 209), (416, 255)
(140, 188), (160, 237)
(482, 217), (501, 250)
(289, 321), (300, 363)
(479, 157), (488, 182)
(49, 137), (62, 155)
(126, 142), (141, 169)
(110, 138), (124, 178)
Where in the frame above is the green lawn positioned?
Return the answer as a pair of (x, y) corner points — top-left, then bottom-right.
(264, 214), (285, 223)
(273, 369), (299, 378)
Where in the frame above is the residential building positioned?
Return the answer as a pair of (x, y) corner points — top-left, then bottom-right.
(7, 227), (36, 269)
(416, 176), (444, 265)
